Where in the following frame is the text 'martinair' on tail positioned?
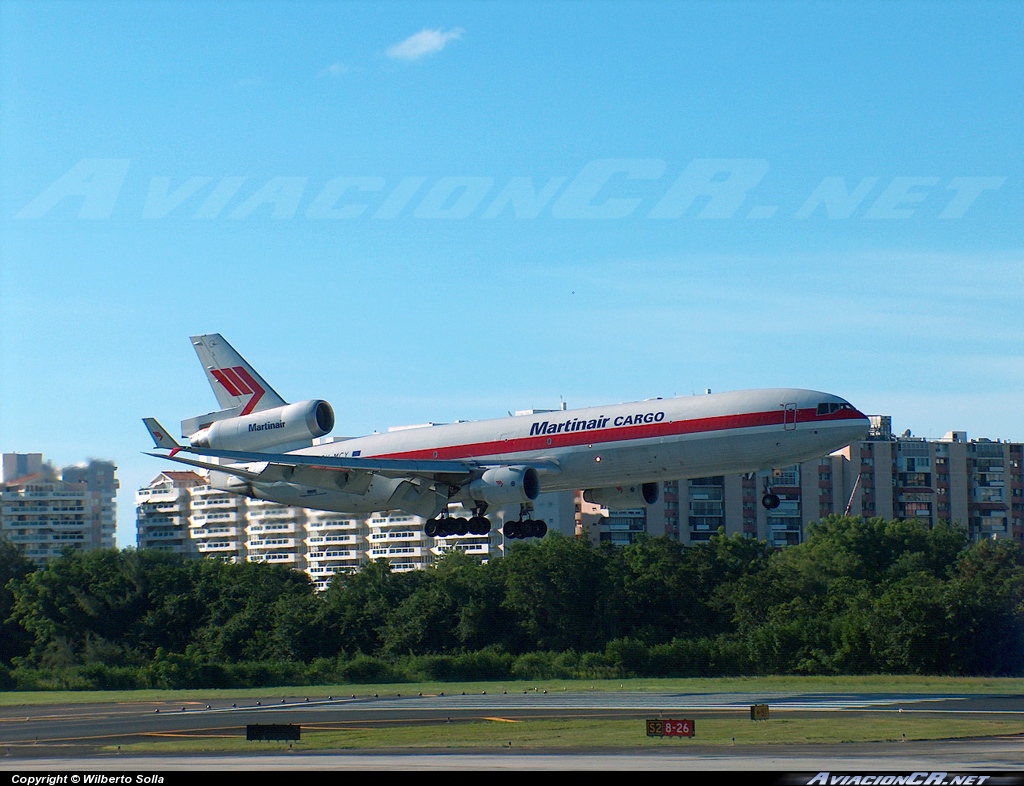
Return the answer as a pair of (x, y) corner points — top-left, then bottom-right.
(191, 334), (287, 414)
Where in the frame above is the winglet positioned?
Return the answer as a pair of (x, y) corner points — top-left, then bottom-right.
(143, 418), (183, 455)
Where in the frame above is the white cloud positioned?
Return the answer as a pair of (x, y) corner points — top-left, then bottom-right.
(318, 62), (350, 78)
(386, 27), (463, 60)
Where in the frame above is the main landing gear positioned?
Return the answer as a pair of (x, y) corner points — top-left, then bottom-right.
(761, 476), (781, 510)
(423, 513), (492, 537)
(503, 504), (548, 540)
(421, 503), (548, 540)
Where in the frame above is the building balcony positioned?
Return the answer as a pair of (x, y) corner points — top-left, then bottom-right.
(367, 546), (423, 559)
(432, 543), (489, 557)
(248, 552), (298, 564)
(247, 524), (299, 535)
(368, 531), (420, 542)
(140, 530), (184, 540)
(247, 538), (298, 550)
(308, 549), (359, 561)
(197, 541), (237, 552)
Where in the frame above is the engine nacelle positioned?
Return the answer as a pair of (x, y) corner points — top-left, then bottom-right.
(466, 466), (540, 506)
(189, 400), (334, 452)
(583, 482), (659, 507)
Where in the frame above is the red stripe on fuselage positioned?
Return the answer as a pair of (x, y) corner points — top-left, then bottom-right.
(374, 407), (864, 462)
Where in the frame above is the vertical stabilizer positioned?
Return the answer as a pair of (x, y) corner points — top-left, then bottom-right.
(190, 334), (287, 414)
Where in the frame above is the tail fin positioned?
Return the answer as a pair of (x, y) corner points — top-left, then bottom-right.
(190, 334), (286, 415)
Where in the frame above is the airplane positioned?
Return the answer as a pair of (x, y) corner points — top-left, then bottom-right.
(144, 334), (871, 539)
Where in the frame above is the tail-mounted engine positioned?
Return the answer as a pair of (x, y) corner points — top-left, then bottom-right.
(466, 466), (540, 506)
(583, 482), (659, 507)
(189, 400), (334, 452)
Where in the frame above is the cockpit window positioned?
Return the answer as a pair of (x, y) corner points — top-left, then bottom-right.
(817, 402), (853, 415)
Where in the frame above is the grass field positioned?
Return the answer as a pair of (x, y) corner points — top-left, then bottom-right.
(2, 674), (1024, 707)
(3, 676), (1021, 752)
(110, 715), (1024, 754)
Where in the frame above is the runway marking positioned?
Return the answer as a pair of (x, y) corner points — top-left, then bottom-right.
(142, 732), (240, 739)
(484, 717), (520, 723)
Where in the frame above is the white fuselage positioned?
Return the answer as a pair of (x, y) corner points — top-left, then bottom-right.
(234, 388), (870, 515)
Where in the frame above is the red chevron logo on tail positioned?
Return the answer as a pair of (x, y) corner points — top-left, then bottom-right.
(210, 366), (266, 415)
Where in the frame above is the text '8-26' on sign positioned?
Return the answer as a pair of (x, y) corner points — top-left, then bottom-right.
(647, 719), (694, 737)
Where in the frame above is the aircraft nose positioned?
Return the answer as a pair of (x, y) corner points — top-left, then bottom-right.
(849, 408), (871, 438)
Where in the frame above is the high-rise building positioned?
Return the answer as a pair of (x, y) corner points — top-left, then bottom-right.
(1, 453), (118, 564)
(135, 473), (502, 589)
(135, 471), (205, 555)
(605, 417), (1023, 547)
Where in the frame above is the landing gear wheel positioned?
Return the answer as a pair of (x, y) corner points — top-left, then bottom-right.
(469, 516), (491, 535)
(504, 521), (519, 539)
(534, 520), (547, 538)
(762, 493), (781, 510)
(424, 519), (438, 537)
(454, 517), (470, 536)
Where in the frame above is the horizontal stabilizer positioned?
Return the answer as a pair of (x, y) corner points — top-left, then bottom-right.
(143, 418), (181, 451)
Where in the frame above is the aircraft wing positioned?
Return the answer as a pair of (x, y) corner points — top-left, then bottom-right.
(144, 450), (267, 479)
(144, 417), (560, 496)
(184, 446), (476, 478)
(183, 446), (561, 477)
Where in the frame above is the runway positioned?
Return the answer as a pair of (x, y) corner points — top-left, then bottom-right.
(1, 690), (1022, 770)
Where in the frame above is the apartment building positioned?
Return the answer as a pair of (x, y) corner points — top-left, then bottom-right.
(1, 453), (118, 564)
(584, 417), (1022, 547)
(136, 474), (502, 589)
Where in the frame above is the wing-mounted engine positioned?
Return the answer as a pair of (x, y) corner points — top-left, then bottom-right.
(189, 400), (335, 452)
(466, 466), (540, 506)
(583, 482), (659, 507)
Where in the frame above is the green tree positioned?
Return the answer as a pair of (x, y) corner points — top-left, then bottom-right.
(380, 551), (512, 655)
(501, 535), (611, 651)
(0, 537), (35, 666)
(943, 539), (1024, 675)
(317, 559), (427, 656)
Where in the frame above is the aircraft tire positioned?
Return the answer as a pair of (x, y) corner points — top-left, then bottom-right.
(535, 520), (547, 538)
(424, 519), (438, 537)
(762, 493), (781, 510)
(504, 521), (519, 539)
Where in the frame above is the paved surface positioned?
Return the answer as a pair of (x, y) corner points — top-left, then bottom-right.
(1, 691), (1022, 770)
(4, 740), (1024, 771)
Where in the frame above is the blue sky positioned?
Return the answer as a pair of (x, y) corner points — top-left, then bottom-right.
(1, 1), (1021, 547)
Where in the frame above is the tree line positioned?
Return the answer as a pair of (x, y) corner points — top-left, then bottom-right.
(2, 515), (1022, 690)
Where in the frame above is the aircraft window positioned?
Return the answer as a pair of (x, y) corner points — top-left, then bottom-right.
(817, 402), (850, 415)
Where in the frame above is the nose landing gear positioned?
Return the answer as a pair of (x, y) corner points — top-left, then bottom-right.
(761, 476), (781, 510)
